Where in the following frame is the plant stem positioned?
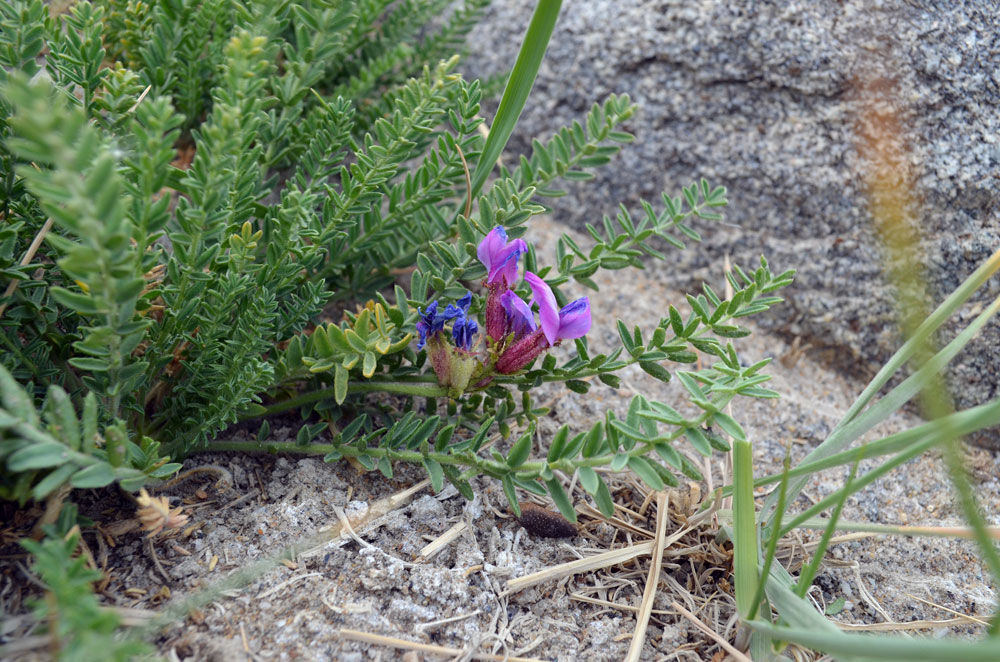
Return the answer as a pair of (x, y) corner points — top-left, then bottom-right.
(241, 379), (450, 420)
(204, 438), (492, 473)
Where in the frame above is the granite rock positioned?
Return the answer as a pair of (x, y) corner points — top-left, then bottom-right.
(463, 0), (1000, 442)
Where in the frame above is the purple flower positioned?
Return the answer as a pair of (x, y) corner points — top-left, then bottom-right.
(553, 297), (591, 341)
(416, 301), (443, 350)
(477, 226), (528, 287)
(417, 292), (481, 395)
(499, 290), (536, 340)
(495, 275), (592, 374)
(451, 316), (478, 351)
(479, 227), (529, 342)
(494, 330), (548, 374)
(442, 291), (473, 322)
(446, 292), (477, 351)
(415, 293), (478, 351)
(524, 272), (591, 346)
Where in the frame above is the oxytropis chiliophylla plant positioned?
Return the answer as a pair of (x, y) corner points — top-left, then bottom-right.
(4, 0), (999, 660)
(22, 0), (1000, 660)
(418, 226), (591, 396)
(0, 0), (793, 653)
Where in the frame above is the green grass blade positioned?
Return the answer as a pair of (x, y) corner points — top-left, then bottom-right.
(746, 619), (1000, 661)
(763, 563), (842, 633)
(731, 437), (759, 619)
(821, 293), (1000, 455)
(752, 398), (1000, 488)
(469, 0), (562, 200)
(839, 247), (1000, 427)
(762, 290), (1000, 528)
(795, 450), (861, 597)
(789, 516), (1000, 539)
(748, 451), (789, 621)
(939, 404), (1000, 633)
(778, 425), (949, 537)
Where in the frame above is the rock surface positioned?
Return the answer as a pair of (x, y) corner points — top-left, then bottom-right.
(463, 0), (1000, 441)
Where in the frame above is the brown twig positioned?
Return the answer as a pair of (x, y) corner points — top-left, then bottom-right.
(670, 599), (752, 662)
(218, 488), (260, 513)
(152, 464), (234, 492)
(338, 628), (545, 662)
(31, 483), (71, 540)
(146, 536), (171, 586)
(0, 217), (54, 322)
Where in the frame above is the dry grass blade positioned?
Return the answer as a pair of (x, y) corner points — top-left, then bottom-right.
(576, 503), (655, 538)
(299, 479), (429, 559)
(835, 618), (984, 631)
(255, 572), (322, 601)
(419, 519), (467, 559)
(505, 523), (697, 595)
(337, 628), (546, 661)
(625, 491), (669, 662)
(504, 541), (652, 595)
(414, 609), (481, 634)
(126, 84), (152, 114)
(570, 592), (666, 615)
(0, 217), (53, 321)
(904, 592), (991, 627)
(112, 607), (157, 626)
(455, 142), (473, 220)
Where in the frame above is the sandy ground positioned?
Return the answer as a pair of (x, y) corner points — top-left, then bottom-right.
(2, 217), (998, 661)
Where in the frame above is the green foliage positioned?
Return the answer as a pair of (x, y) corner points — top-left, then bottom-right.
(470, 0), (562, 198)
(0, 1), (797, 654)
(21, 526), (151, 661)
(0, 0), (483, 485)
(0, 0), (793, 514)
(727, 251), (1000, 660)
(5, 75), (151, 417)
(0, 0), (795, 530)
(2, 4), (996, 661)
(0, 0), (47, 83)
(0, 363), (180, 503)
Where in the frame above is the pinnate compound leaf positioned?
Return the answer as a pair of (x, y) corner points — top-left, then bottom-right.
(31, 464), (77, 500)
(334, 364), (349, 404)
(578, 466), (600, 494)
(502, 474), (520, 516)
(593, 476), (615, 517)
(639, 361), (672, 382)
(684, 426), (713, 457)
(713, 412), (747, 442)
(423, 458), (444, 493)
(507, 432), (532, 468)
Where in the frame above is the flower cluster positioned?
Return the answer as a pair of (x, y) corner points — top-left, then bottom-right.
(415, 226), (591, 393)
(477, 227), (591, 373)
(416, 293), (477, 352)
(416, 292), (480, 395)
